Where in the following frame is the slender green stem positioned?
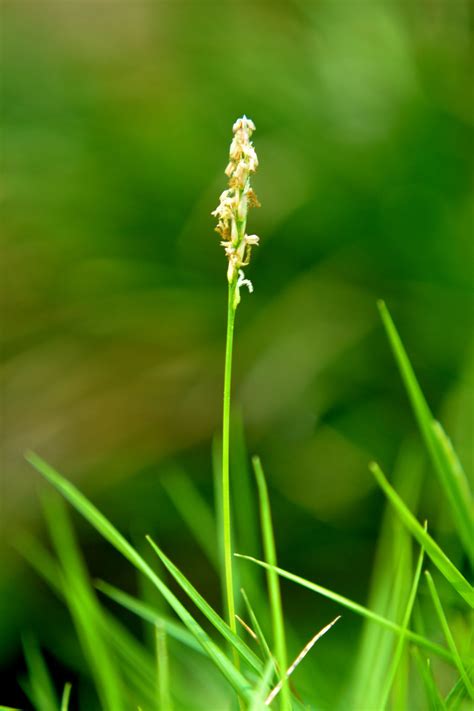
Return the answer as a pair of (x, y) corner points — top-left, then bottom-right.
(155, 621), (172, 711)
(222, 280), (237, 640)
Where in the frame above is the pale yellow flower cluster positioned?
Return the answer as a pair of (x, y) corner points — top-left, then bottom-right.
(212, 116), (260, 299)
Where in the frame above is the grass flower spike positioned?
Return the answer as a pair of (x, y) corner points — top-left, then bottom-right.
(212, 115), (260, 309)
(213, 116), (261, 654)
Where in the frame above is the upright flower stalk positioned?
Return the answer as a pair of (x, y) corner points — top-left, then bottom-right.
(212, 116), (260, 638)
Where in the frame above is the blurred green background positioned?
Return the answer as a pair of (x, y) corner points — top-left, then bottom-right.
(1, 0), (472, 707)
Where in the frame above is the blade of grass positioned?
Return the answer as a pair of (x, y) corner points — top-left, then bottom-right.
(379, 531), (426, 709)
(412, 648), (447, 711)
(425, 571), (474, 699)
(26, 451), (253, 701)
(146, 536), (263, 675)
(60, 683), (72, 711)
(432, 420), (471, 500)
(43, 494), (125, 711)
(350, 443), (421, 710)
(95, 580), (206, 656)
(370, 462), (473, 607)
(378, 301), (473, 558)
(235, 554), (461, 665)
(16, 534), (159, 709)
(155, 622), (172, 711)
(240, 588), (275, 670)
(252, 456), (291, 710)
(22, 634), (58, 711)
(133, 535), (168, 652)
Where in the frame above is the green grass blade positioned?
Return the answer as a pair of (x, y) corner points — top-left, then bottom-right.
(240, 588), (275, 671)
(43, 495), (125, 711)
(155, 622), (172, 711)
(236, 554), (460, 665)
(425, 571), (474, 699)
(22, 634), (58, 711)
(369, 462), (473, 607)
(252, 456), (291, 710)
(16, 534), (158, 709)
(60, 683), (72, 711)
(380, 533), (426, 709)
(26, 451), (253, 701)
(0, 707), (22, 710)
(412, 648), (447, 711)
(95, 580), (206, 655)
(161, 469), (219, 570)
(146, 536), (263, 675)
(378, 301), (473, 558)
(350, 444), (421, 710)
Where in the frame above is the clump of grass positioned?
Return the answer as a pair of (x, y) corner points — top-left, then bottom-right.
(10, 117), (474, 710)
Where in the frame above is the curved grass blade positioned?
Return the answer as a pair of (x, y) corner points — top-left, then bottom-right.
(370, 462), (473, 607)
(235, 554), (460, 665)
(378, 301), (473, 559)
(425, 571), (474, 699)
(146, 536), (263, 676)
(252, 456), (291, 710)
(16, 534), (159, 709)
(96, 580), (205, 656)
(26, 452), (253, 701)
(379, 532), (426, 709)
(43, 495), (125, 711)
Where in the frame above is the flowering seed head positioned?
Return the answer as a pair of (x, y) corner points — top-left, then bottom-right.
(212, 116), (260, 302)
